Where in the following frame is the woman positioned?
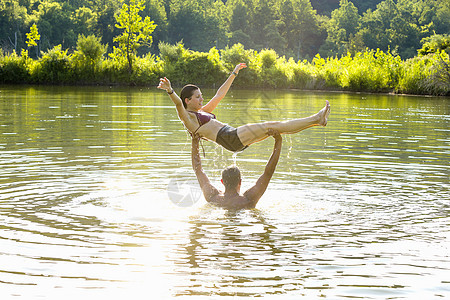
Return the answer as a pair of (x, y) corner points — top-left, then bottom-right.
(157, 63), (330, 152)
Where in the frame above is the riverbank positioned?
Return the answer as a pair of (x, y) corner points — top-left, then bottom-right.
(1, 43), (449, 96)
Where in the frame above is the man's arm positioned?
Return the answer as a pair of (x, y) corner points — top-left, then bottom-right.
(201, 63), (247, 113)
(243, 130), (282, 206)
(191, 135), (220, 202)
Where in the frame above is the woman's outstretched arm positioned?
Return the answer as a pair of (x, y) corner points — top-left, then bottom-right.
(157, 77), (190, 124)
(201, 63), (247, 113)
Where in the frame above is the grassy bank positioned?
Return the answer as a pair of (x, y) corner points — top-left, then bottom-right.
(1, 40), (449, 96)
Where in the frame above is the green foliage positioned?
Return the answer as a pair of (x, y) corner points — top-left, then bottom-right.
(33, 45), (71, 83)
(321, 0), (360, 56)
(343, 50), (400, 92)
(130, 53), (161, 85)
(74, 34), (107, 66)
(0, 33), (448, 95)
(220, 43), (258, 87)
(398, 51), (450, 96)
(159, 41), (185, 64)
(71, 34), (107, 82)
(357, 0), (437, 59)
(161, 41), (225, 86)
(71, 6), (98, 38)
(418, 34), (450, 56)
(0, 50), (30, 83)
(167, 0), (226, 52)
(2, 0), (450, 65)
(36, 1), (74, 50)
(111, 0), (157, 74)
(26, 24), (40, 48)
(256, 49), (289, 88)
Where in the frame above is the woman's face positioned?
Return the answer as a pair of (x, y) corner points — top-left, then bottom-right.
(186, 89), (203, 110)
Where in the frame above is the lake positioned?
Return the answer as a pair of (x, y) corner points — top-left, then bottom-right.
(0, 85), (449, 299)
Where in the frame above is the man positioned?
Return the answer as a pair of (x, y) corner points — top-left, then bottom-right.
(191, 130), (282, 210)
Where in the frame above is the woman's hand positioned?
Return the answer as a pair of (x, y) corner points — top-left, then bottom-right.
(157, 77), (172, 93)
(233, 63), (247, 75)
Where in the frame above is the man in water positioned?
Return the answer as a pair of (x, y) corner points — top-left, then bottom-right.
(191, 130), (282, 210)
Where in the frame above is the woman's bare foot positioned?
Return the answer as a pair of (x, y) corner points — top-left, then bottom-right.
(317, 100), (330, 126)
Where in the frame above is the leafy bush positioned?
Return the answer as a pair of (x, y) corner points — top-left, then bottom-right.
(313, 54), (343, 90)
(159, 41), (185, 65)
(398, 51), (450, 96)
(161, 42), (224, 86)
(71, 34), (107, 82)
(288, 59), (315, 89)
(255, 49), (288, 88)
(0, 51), (30, 83)
(131, 53), (161, 85)
(418, 34), (450, 56)
(220, 43), (258, 87)
(0, 41), (447, 95)
(33, 45), (72, 84)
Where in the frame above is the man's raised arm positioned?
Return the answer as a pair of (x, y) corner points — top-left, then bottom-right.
(191, 135), (219, 202)
(243, 130), (282, 206)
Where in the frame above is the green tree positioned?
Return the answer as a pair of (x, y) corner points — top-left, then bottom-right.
(228, 0), (252, 48)
(418, 34), (450, 56)
(36, 1), (74, 50)
(278, 0), (324, 59)
(141, 0), (168, 54)
(0, 0), (28, 52)
(357, 0), (436, 58)
(25, 23), (40, 48)
(321, 0), (361, 56)
(249, 0), (276, 49)
(25, 23), (40, 58)
(433, 0), (450, 34)
(95, 0), (121, 48)
(168, 0), (225, 52)
(72, 34), (107, 81)
(71, 6), (98, 38)
(111, 0), (157, 73)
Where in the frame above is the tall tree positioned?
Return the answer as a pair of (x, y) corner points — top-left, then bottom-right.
(278, 0), (324, 59)
(36, 1), (74, 50)
(168, 0), (225, 52)
(25, 23), (40, 58)
(357, 0), (437, 58)
(111, 0), (157, 73)
(0, 0), (28, 52)
(322, 0), (361, 56)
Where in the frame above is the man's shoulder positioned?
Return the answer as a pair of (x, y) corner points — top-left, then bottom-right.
(209, 194), (254, 210)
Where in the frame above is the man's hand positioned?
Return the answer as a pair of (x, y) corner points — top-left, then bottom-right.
(267, 128), (281, 141)
(243, 128), (282, 207)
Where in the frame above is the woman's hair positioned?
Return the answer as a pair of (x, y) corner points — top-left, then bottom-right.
(180, 84), (199, 108)
(221, 166), (241, 189)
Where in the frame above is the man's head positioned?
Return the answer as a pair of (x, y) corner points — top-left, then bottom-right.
(221, 166), (241, 191)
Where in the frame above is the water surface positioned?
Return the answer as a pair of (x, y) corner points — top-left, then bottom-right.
(0, 86), (449, 299)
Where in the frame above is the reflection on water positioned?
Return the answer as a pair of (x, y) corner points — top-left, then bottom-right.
(0, 85), (449, 299)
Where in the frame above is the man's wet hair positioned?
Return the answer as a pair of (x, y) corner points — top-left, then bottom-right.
(221, 166), (241, 189)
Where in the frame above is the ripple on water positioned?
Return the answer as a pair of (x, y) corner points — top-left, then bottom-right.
(1, 88), (449, 299)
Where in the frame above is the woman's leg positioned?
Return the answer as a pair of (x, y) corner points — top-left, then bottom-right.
(237, 101), (330, 146)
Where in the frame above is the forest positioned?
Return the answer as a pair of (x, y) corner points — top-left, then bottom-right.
(2, 0), (449, 59)
(0, 0), (449, 95)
